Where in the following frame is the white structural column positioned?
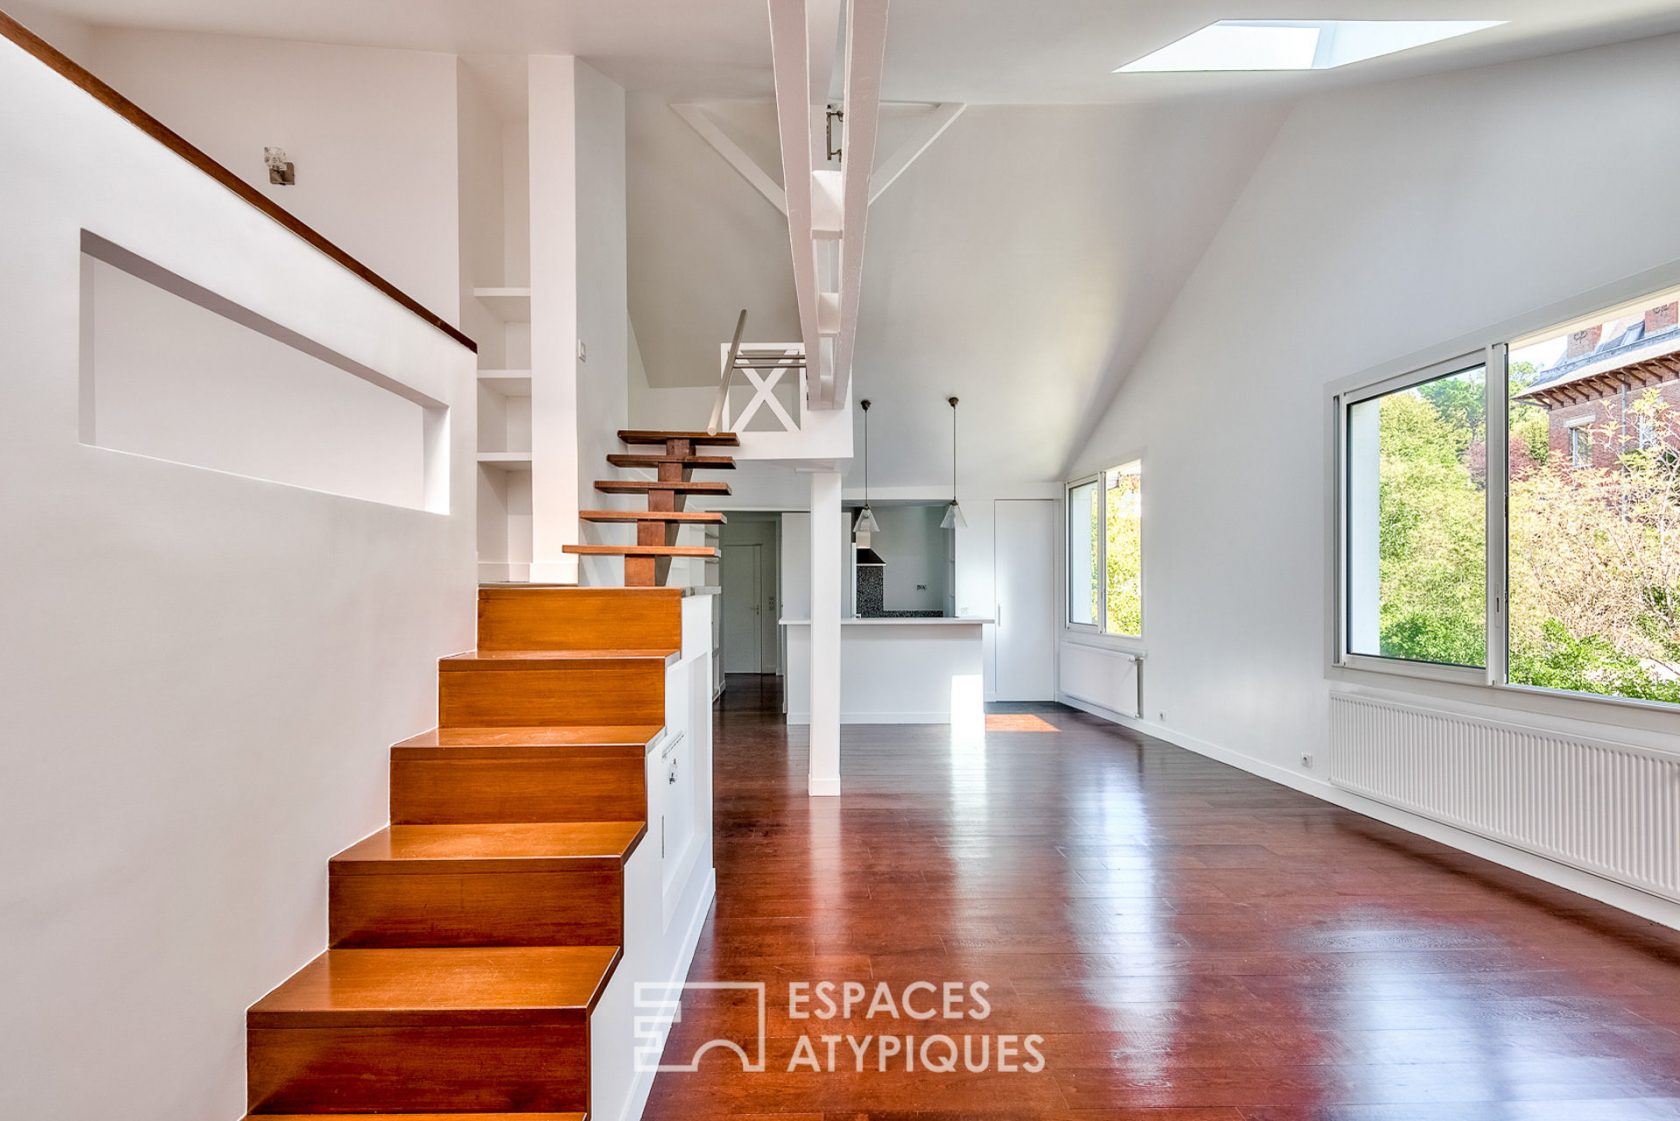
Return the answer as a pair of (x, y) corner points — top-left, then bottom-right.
(528, 55), (582, 585)
(808, 469), (843, 796)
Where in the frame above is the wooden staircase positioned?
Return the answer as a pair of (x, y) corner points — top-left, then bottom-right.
(244, 585), (685, 1120)
(568, 430), (738, 586)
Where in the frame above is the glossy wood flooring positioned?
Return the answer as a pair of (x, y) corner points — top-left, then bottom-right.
(646, 675), (1680, 1121)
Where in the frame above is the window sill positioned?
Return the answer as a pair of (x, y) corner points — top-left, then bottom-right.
(1329, 661), (1680, 742)
(1337, 654), (1484, 688)
(1064, 630), (1146, 657)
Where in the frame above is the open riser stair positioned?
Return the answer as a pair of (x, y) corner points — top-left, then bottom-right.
(244, 586), (686, 1120)
(569, 430), (737, 586)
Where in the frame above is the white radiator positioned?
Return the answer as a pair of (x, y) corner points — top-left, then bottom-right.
(1329, 693), (1680, 904)
(1060, 643), (1141, 719)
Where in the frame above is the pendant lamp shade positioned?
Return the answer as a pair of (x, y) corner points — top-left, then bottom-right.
(855, 398), (880, 533)
(942, 395), (966, 529)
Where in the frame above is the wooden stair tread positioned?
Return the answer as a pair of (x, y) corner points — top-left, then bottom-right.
(594, 479), (731, 494)
(396, 725), (663, 750)
(480, 585), (679, 597)
(562, 544), (719, 558)
(440, 649), (677, 665)
(617, 429), (739, 446)
(606, 453), (736, 469)
(250, 1115), (585, 1120)
(334, 822), (646, 871)
(249, 946), (621, 1027)
(578, 509), (726, 523)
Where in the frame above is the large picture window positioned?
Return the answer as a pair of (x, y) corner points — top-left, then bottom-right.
(1337, 285), (1680, 707)
(1507, 294), (1680, 704)
(1067, 460), (1143, 637)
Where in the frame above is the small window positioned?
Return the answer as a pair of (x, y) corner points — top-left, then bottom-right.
(1067, 478), (1101, 627)
(1104, 462), (1143, 636)
(1637, 411), (1658, 451)
(1570, 425), (1592, 467)
(1344, 359), (1487, 669)
(1067, 460), (1143, 637)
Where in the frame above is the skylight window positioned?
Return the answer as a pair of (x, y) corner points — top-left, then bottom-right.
(1117, 20), (1504, 73)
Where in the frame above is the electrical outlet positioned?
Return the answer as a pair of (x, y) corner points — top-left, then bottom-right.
(1300, 752), (1314, 769)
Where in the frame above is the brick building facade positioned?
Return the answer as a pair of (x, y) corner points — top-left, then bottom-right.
(1516, 299), (1680, 469)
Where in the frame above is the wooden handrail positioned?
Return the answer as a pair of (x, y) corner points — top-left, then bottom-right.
(0, 7), (477, 353)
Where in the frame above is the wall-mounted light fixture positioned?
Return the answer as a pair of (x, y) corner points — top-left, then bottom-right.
(941, 395), (966, 529)
(264, 146), (295, 186)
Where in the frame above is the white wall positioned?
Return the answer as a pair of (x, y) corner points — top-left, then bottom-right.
(85, 253), (435, 510)
(866, 504), (948, 613)
(1066, 32), (1680, 926)
(88, 27), (462, 317)
(528, 55), (633, 586)
(4, 0), (92, 59)
(573, 60), (632, 585)
(457, 59), (511, 363)
(0, 32), (477, 1121)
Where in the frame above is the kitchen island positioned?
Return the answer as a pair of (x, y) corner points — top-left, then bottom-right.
(780, 616), (992, 725)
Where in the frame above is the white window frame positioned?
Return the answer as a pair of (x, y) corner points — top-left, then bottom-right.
(1323, 264), (1680, 723)
(1637, 411), (1659, 451)
(1065, 459), (1144, 642)
(1331, 347), (1504, 688)
(1569, 423), (1593, 466)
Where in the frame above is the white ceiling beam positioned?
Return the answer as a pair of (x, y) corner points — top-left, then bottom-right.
(807, 0), (844, 106)
(830, 0), (890, 411)
(670, 102), (787, 215)
(811, 168), (843, 238)
(869, 102), (966, 205)
(767, 0), (828, 405)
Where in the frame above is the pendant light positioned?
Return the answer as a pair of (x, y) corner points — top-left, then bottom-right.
(941, 395), (967, 529)
(854, 398), (880, 533)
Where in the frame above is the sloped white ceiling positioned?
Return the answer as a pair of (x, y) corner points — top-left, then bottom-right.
(629, 97), (1288, 486)
(882, 0), (1680, 104)
(29, 0), (1680, 486)
(627, 95), (798, 393)
(25, 0), (1680, 102)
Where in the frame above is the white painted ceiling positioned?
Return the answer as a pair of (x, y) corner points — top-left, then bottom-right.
(882, 0), (1680, 104)
(630, 97), (1288, 486)
(24, 0), (775, 96)
(27, 0), (1680, 101)
(851, 101), (1286, 488)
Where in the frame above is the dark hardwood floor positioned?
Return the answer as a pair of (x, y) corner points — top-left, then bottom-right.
(646, 674), (1680, 1120)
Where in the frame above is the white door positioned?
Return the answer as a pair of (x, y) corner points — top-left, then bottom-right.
(721, 543), (763, 674)
(993, 499), (1057, 701)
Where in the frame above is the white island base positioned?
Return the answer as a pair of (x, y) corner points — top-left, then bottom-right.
(781, 617), (992, 725)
